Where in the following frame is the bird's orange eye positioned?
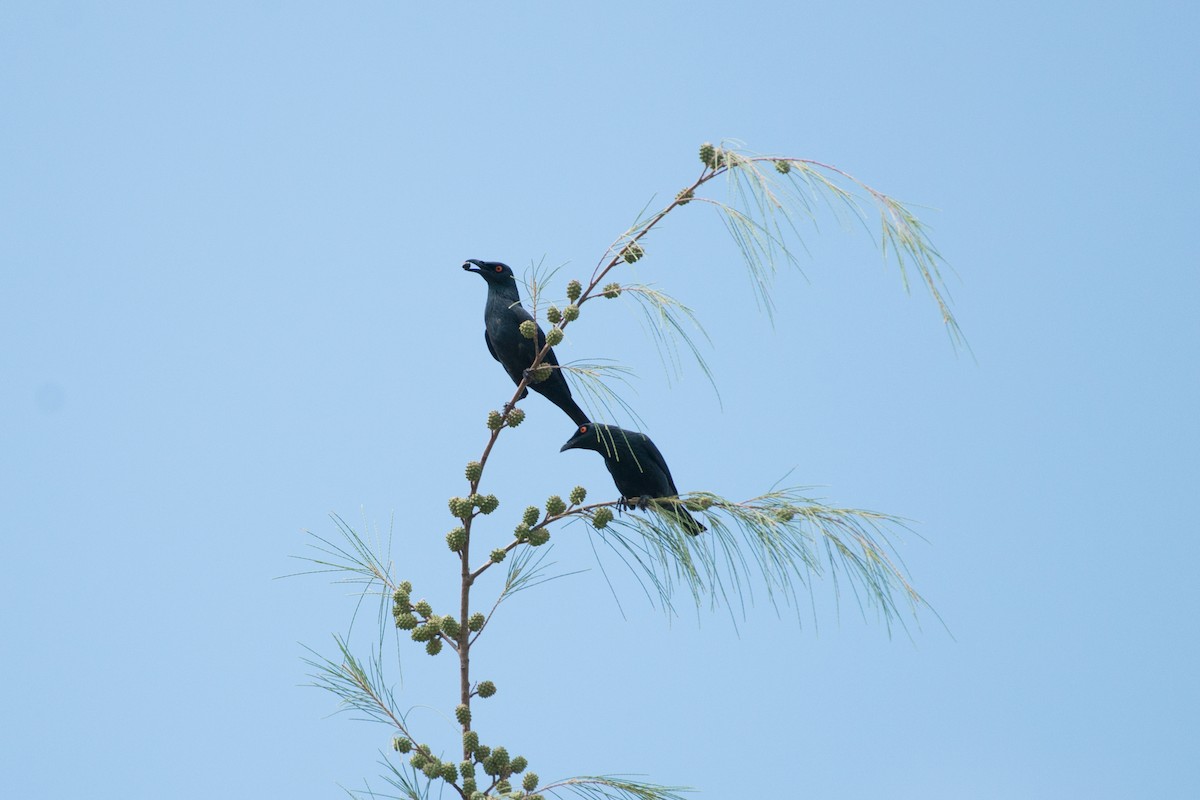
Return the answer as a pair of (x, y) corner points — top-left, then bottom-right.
(494, 265), (503, 272)
(580, 425), (588, 433)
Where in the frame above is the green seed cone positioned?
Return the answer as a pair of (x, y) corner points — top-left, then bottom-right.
(545, 495), (566, 516)
(464, 460), (483, 482)
(522, 505), (540, 526)
(566, 279), (582, 302)
(455, 704), (471, 725)
(699, 142), (716, 167)
(545, 327), (563, 346)
(506, 407), (526, 426)
(486, 410), (504, 430)
(562, 304), (579, 322)
(477, 680), (496, 698)
(592, 507), (614, 529)
(518, 319), (538, 339)
(523, 772), (539, 791)
(468, 612), (485, 631)
(569, 485), (587, 504)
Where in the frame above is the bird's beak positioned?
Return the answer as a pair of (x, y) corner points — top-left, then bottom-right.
(559, 441), (574, 452)
(462, 260), (482, 273)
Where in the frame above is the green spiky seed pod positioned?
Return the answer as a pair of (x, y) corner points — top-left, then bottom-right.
(395, 613), (418, 630)
(602, 282), (621, 299)
(513, 522), (530, 541)
(775, 159), (792, 174)
(462, 778), (476, 795)
(449, 496), (473, 518)
(465, 460), (483, 482)
(411, 624), (433, 642)
(518, 319), (538, 339)
(460, 760), (475, 779)
(545, 327), (563, 346)
(510, 756), (527, 773)
(410, 752), (428, 770)
(442, 762), (458, 782)
(425, 638), (443, 656)
(569, 485), (587, 504)
(446, 527), (467, 552)
(505, 407), (526, 426)
(546, 305), (562, 324)
(495, 780), (511, 793)
(528, 528), (550, 546)
(455, 703), (471, 725)
(441, 616), (461, 637)
(675, 188), (694, 205)
(527, 365), (551, 384)
(422, 759), (442, 780)
(475, 745), (491, 762)
(478, 494), (499, 514)
(477, 680), (496, 698)
(414, 599), (433, 617)
(392, 588), (407, 605)
(463, 730), (479, 750)
(522, 505), (540, 526)
(487, 410), (504, 430)
(562, 304), (579, 322)
(566, 279), (582, 303)
(490, 548), (506, 564)
(393, 737), (412, 753)
(621, 243), (644, 263)
(399, 580), (412, 593)
(545, 495), (566, 516)
(492, 746), (509, 767)
(699, 142), (716, 167)
(470, 792), (485, 800)
(592, 507), (614, 528)
(523, 772), (539, 791)
(468, 612), (485, 631)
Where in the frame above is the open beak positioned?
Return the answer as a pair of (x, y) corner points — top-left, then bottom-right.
(462, 260), (482, 273)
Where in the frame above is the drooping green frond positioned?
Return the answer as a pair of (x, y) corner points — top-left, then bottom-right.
(377, 758), (435, 800)
(578, 489), (926, 631)
(616, 285), (717, 396)
(542, 775), (692, 800)
(559, 359), (646, 430)
(291, 513), (396, 592)
(304, 636), (406, 729)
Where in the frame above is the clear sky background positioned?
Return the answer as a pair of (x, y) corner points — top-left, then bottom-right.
(3, 2), (1198, 798)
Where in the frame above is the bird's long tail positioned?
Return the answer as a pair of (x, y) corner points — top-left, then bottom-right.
(549, 394), (590, 427)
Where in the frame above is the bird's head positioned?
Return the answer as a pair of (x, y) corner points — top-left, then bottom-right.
(560, 422), (607, 453)
(462, 259), (515, 284)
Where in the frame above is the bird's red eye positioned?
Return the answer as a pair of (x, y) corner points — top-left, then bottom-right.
(494, 265), (503, 272)
(580, 425), (588, 433)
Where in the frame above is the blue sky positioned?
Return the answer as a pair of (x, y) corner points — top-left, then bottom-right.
(3, 2), (1198, 798)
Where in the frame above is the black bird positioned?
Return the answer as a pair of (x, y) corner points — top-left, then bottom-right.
(463, 259), (590, 426)
(560, 423), (706, 535)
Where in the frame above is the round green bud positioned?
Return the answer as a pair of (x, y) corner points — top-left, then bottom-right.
(422, 759), (442, 780)
(446, 527), (467, 552)
(562, 304), (580, 322)
(455, 703), (471, 725)
(441, 616), (461, 637)
(490, 548), (507, 564)
(414, 599), (433, 617)
(545, 495), (566, 516)
(392, 588), (407, 605)
(518, 319), (538, 339)
(513, 522), (531, 541)
(545, 327), (563, 346)
(463, 730), (479, 751)
(621, 243), (644, 263)
(510, 756), (527, 774)
(425, 638), (443, 656)
(462, 778), (477, 795)
(569, 485), (587, 504)
(410, 752), (428, 770)
(775, 507), (795, 522)
(546, 305), (562, 324)
(775, 159), (792, 174)
(470, 792), (485, 800)
(492, 746), (509, 767)
(411, 624), (434, 642)
(592, 507), (614, 529)
(523, 772), (539, 791)
(566, 279), (582, 303)
(528, 529), (550, 547)
(522, 505), (540, 526)
(478, 494), (499, 514)
(441, 762), (458, 782)
(460, 760), (475, 779)
(475, 745), (491, 762)
(495, 780), (512, 793)
(468, 612), (485, 631)
(675, 188), (694, 205)
(465, 460), (483, 482)
(399, 580), (412, 593)
(477, 680), (496, 698)
(699, 142), (716, 167)
(487, 410), (504, 430)
(449, 496), (473, 518)
(505, 407), (526, 426)
(602, 282), (621, 299)
(395, 613), (418, 630)
(393, 737), (412, 753)
(526, 365), (551, 384)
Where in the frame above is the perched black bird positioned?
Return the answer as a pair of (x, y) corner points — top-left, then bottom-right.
(560, 423), (706, 535)
(463, 259), (590, 426)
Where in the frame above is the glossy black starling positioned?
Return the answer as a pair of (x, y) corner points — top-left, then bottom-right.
(463, 259), (589, 426)
(560, 422), (706, 535)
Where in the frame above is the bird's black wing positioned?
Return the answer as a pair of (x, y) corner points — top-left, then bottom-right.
(639, 434), (681, 496)
(484, 330), (500, 363)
